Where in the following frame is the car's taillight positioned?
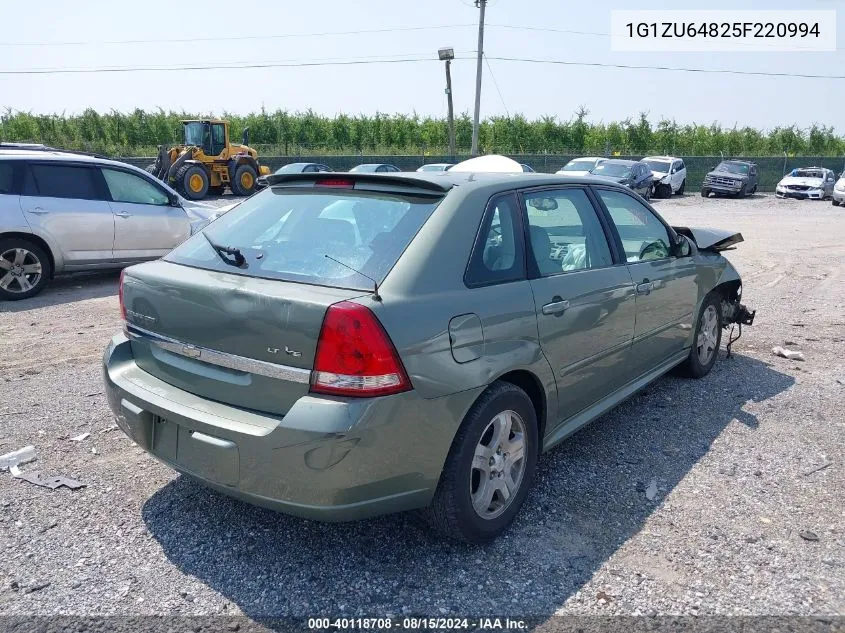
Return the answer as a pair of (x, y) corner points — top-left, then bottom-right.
(311, 301), (410, 398)
(118, 269), (126, 321)
(315, 178), (354, 188)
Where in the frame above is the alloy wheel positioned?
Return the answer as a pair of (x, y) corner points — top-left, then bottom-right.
(470, 410), (527, 520)
(0, 248), (42, 294)
(696, 304), (720, 365)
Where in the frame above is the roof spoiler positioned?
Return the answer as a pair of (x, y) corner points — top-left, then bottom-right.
(265, 172), (454, 194)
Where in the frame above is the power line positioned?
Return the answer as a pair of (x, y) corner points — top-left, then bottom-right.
(0, 57), (461, 76)
(0, 24), (476, 47)
(1, 53), (842, 80)
(482, 54), (510, 117)
(485, 56), (845, 80)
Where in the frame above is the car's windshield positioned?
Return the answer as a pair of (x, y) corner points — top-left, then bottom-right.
(183, 122), (205, 146)
(561, 160), (597, 172)
(275, 164), (308, 174)
(166, 187), (442, 291)
(644, 160), (671, 173)
(716, 162), (749, 175)
(591, 163), (631, 178)
(791, 169), (825, 179)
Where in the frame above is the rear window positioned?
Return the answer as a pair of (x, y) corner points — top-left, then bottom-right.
(29, 164), (102, 200)
(166, 186), (442, 290)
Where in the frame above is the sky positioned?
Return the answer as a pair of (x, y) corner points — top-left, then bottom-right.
(1, 0), (843, 131)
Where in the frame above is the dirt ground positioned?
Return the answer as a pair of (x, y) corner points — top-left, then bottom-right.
(1, 193), (843, 622)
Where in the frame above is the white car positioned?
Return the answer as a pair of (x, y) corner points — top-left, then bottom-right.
(0, 147), (219, 300)
(832, 172), (845, 206)
(556, 157), (606, 176)
(776, 167), (836, 200)
(642, 156), (687, 198)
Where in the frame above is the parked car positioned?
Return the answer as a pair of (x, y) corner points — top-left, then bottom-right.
(832, 172), (845, 206)
(589, 159), (654, 199)
(257, 162), (333, 188)
(417, 163), (453, 172)
(775, 167), (835, 200)
(556, 156), (607, 176)
(0, 148), (221, 301)
(642, 156), (687, 198)
(701, 161), (758, 198)
(105, 167), (755, 543)
(350, 163), (400, 173)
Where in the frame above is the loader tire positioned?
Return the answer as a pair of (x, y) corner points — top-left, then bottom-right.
(176, 164), (209, 200)
(231, 164), (258, 196)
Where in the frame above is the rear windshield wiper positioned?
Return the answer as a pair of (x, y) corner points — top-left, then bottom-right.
(202, 232), (246, 267)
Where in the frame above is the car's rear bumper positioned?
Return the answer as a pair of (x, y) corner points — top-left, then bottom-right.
(103, 334), (478, 521)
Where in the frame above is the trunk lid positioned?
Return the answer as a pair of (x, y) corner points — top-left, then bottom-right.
(122, 260), (367, 416)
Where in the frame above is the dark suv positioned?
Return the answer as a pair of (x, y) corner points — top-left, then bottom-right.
(701, 161), (758, 198)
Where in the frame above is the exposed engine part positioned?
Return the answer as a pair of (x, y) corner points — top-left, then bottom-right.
(721, 300), (755, 358)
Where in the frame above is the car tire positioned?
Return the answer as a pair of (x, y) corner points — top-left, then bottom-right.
(701, 188), (710, 198)
(176, 164), (209, 200)
(0, 237), (52, 301)
(677, 294), (722, 379)
(231, 164), (258, 196)
(833, 199), (841, 207)
(677, 179), (685, 195)
(736, 184), (748, 198)
(424, 381), (538, 544)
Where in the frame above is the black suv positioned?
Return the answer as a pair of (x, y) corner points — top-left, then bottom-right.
(701, 160), (759, 198)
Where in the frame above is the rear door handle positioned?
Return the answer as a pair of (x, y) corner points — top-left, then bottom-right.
(26, 207), (49, 215)
(115, 212), (132, 218)
(541, 299), (570, 315)
(636, 280), (654, 295)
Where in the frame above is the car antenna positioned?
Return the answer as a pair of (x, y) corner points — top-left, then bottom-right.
(324, 255), (382, 302)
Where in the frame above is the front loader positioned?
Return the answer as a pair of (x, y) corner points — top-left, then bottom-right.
(146, 119), (270, 200)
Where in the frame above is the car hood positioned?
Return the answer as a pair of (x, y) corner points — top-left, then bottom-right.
(673, 226), (744, 251)
(591, 174), (628, 184)
(181, 199), (235, 234)
(651, 170), (669, 180)
(778, 176), (824, 188)
(708, 170), (747, 180)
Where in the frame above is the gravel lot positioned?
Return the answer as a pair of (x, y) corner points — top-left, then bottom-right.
(1, 193), (843, 623)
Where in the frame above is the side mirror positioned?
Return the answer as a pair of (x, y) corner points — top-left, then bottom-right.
(673, 233), (691, 258)
(242, 127), (250, 146)
(168, 193), (181, 207)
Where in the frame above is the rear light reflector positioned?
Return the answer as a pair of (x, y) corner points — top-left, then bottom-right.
(315, 178), (354, 188)
(311, 301), (411, 398)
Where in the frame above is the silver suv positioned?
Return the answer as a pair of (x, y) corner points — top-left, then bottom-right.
(0, 148), (222, 300)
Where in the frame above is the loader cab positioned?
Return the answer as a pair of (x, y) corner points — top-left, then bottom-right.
(182, 120), (228, 157)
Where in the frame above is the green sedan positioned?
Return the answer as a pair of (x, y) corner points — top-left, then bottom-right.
(103, 169), (755, 544)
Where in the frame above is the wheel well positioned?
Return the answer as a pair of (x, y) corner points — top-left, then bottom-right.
(497, 370), (547, 440)
(713, 279), (741, 302)
(0, 232), (55, 278)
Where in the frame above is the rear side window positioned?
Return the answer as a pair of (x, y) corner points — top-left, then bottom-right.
(465, 193), (525, 287)
(0, 162), (14, 194)
(28, 164), (102, 200)
(166, 187), (441, 290)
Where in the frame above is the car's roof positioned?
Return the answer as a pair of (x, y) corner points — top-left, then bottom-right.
(0, 148), (121, 166)
(642, 155), (681, 161)
(601, 159), (638, 166)
(567, 156), (605, 161)
(266, 170), (636, 193)
(721, 159), (756, 165)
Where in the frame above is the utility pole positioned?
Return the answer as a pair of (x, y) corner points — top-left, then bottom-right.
(439, 48), (456, 158)
(470, 0), (487, 157)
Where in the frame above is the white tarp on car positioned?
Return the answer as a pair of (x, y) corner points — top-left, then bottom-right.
(449, 155), (524, 173)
